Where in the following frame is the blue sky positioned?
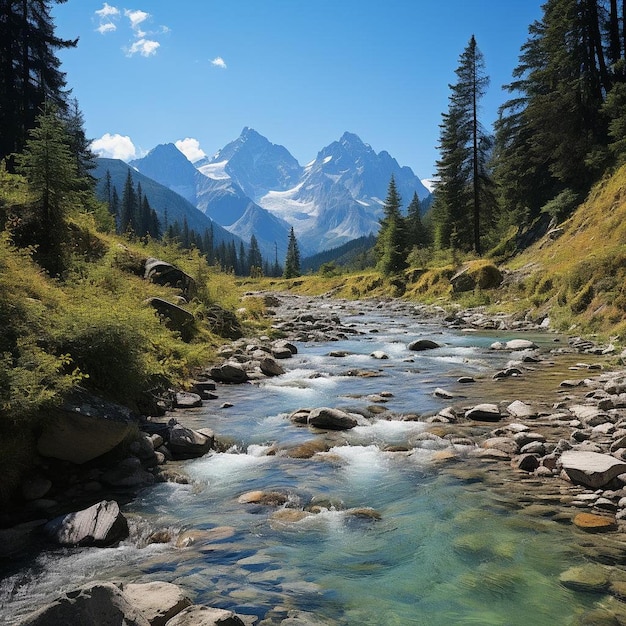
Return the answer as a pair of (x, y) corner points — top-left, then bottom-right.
(52, 1), (544, 181)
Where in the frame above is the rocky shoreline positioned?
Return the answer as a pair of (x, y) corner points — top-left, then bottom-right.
(5, 292), (626, 625)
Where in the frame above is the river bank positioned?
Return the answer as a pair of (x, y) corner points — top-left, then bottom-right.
(4, 292), (626, 625)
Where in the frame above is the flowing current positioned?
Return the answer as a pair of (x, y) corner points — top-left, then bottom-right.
(0, 301), (608, 624)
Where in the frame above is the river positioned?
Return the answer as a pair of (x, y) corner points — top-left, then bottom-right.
(0, 298), (615, 625)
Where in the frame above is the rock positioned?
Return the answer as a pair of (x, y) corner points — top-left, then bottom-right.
(17, 582), (150, 626)
(506, 400), (537, 419)
(237, 490), (289, 506)
(272, 340), (297, 358)
(560, 450), (626, 489)
(482, 437), (518, 455)
(573, 512), (618, 532)
(408, 339), (440, 351)
(146, 297), (195, 339)
(208, 362), (249, 384)
(144, 257), (196, 299)
(123, 581), (192, 626)
(491, 339), (538, 351)
(37, 389), (138, 464)
(175, 391), (203, 408)
(307, 407), (358, 430)
(465, 403), (502, 422)
(260, 357), (286, 377)
(370, 351), (389, 360)
(513, 454), (540, 472)
(164, 605), (246, 626)
(457, 376), (475, 384)
(43, 500), (129, 547)
(101, 457), (155, 487)
(450, 263), (502, 293)
(168, 424), (213, 459)
(559, 564), (611, 593)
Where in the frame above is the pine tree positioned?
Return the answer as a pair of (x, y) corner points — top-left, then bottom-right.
(0, 0), (77, 163)
(62, 97), (96, 181)
(119, 170), (136, 234)
(15, 102), (79, 275)
(406, 192), (429, 248)
(283, 227), (301, 278)
(374, 175), (407, 275)
(494, 0), (622, 224)
(432, 35), (491, 254)
(248, 234), (263, 276)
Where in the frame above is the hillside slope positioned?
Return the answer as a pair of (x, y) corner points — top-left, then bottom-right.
(505, 164), (626, 336)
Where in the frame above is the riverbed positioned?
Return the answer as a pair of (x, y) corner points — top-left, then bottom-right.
(0, 297), (622, 625)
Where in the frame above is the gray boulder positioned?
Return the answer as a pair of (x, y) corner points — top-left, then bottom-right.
(123, 582), (192, 626)
(408, 339), (441, 351)
(144, 257), (196, 299)
(43, 500), (129, 547)
(465, 403), (502, 422)
(175, 391), (203, 408)
(168, 424), (213, 459)
(17, 582), (149, 626)
(560, 450), (626, 489)
(147, 298), (195, 339)
(164, 606), (245, 626)
(307, 407), (358, 430)
(37, 390), (137, 464)
(260, 357), (286, 377)
(209, 362), (249, 384)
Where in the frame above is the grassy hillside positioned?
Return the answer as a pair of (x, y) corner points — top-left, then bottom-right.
(0, 169), (270, 501)
(249, 163), (626, 342)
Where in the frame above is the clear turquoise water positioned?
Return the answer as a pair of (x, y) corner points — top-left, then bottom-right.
(0, 306), (611, 624)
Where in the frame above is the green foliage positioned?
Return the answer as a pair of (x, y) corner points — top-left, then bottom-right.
(375, 176), (408, 275)
(283, 227), (301, 278)
(433, 35), (491, 254)
(541, 189), (581, 221)
(318, 261), (342, 277)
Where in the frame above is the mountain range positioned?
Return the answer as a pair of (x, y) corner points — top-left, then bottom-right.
(99, 128), (430, 260)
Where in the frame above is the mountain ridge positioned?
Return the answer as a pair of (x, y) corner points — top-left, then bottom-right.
(121, 128), (431, 257)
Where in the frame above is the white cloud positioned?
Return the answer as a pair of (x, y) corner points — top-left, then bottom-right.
(175, 138), (206, 163)
(125, 9), (149, 30)
(91, 133), (137, 161)
(95, 2), (119, 18)
(211, 56), (227, 69)
(95, 2), (120, 34)
(127, 38), (160, 57)
(96, 22), (117, 34)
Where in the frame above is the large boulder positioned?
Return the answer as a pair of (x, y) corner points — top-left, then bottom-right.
(259, 357), (286, 377)
(451, 263), (503, 293)
(208, 362), (249, 384)
(144, 257), (196, 299)
(37, 390), (138, 464)
(307, 407), (358, 430)
(43, 500), (129, 547)
(407, 339), (441, 351)
(147, 298), (195, 340)
(165, 605), (246, 626)
(168, 424), (213, 459)
(465, 403), (503, 422)
(560, 450), (626, 489)
(123, 582), (192, 626)
(17, 582), (150, 626)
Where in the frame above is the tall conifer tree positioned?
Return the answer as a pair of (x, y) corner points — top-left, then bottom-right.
(432, 35), (491, 254)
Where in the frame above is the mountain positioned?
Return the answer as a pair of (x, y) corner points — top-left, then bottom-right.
(123, 129), (431, 255)
(129, 142), (294, 259)
(209, 129), (430, 251)
(92, 158), (239, 247)
(197, 127), (302, 201)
